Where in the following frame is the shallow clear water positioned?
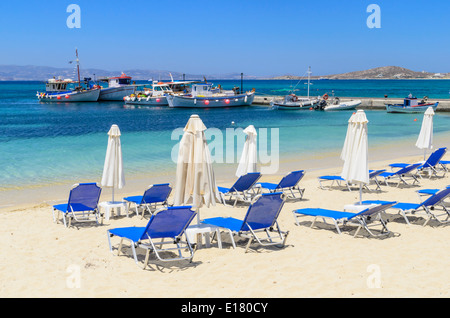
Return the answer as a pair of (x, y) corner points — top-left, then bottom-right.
(0, 81), (449, 190)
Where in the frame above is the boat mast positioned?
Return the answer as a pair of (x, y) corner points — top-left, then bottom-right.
(76, 48), (81, 89)
(307, 66), (311, 99)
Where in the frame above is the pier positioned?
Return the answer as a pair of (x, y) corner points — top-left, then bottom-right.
(253, 96), (450, 112)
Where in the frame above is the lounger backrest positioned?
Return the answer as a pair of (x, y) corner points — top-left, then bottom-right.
(422, 187), (450, 207)
(142, 183), (172, 204)
(369, 169), (385, 178)
(277, 170), (305, 189)
(396, 163), (422, 175)
(240, 192), (285, 232)
(142, 206), (196, 240)
(352, 201), (397, 219)
(423, 147), (447, 168)
(231, 172), (261, 192)
(67, 183), (102, 212)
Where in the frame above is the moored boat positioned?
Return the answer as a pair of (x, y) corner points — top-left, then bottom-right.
(124, 81), (172, 106)
(386, 96), (439, 113)
(37, 78), (100, 102)
(36, 49), (100, 102)
(323, 97), (361, 111)
(98, 73), (136, 101)
(271, 66), (319, 110)
(166, 83), (255, 108)
(270, 94), (319, 110)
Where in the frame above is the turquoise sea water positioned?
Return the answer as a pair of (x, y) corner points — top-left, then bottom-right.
(0, 80), (449, 190)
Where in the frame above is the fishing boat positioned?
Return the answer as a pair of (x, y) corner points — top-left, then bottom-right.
(166, 83), (255, 108)
(270, 94), (319, 110)
(37, 78), (100, 102)
(98, 73), (136, 101)
(386, 96), (439, 113)
(36, 49), (100, 102)
(124, 81), (172, 106)
(123, 80), (200, 106)
(271, 67), (319, 110)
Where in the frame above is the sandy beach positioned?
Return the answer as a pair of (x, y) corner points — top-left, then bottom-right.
(0, 151), (448, 299)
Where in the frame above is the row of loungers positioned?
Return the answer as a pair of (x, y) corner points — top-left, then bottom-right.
(52, 175), (450, 269)
(318, 147), (448, 191)
(51, 147), (448, 268)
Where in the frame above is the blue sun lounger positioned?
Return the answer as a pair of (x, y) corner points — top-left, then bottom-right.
(218, 172), (261, 207)
(317, 175), (350, 191)
(362, 186), (450, 226)
(107, 206), (197, 269)
(52, 183), (102, 228)
(202, 192), (288, 252)
(389, 147), (447, 178)
(318, 169), (385, 192)
(258, 170), (306, 199)
(123, 183), (172, 219)
(379, 163), (422, 187)
(416, 185), (450, 200)
(292, 201), (397, 237)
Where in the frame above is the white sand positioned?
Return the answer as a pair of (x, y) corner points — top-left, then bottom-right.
(0, 154), (449, 298)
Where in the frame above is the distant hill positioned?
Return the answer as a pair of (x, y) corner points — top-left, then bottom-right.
(1, 65), (449, 81)
(0, 65), (261, 81)
(273, 66), (449, 80)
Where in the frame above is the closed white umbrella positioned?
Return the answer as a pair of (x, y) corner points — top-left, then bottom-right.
(101, 124), (125, 202)
(341, 110), (369, 204)
(173, 115), (219, 223)
(415, 106), (434, 160)
(236, 125), (258, 177)
(340, 112), (356, 161)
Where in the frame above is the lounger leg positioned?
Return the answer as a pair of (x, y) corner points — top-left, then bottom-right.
(333, 220), (342, 235)
(399, 210), (411, 225)
(292, 212), (301, 226)
(107, 232), (113, 252)
(227, 229), (236, 249)
(311, 216), (318, 229)
(130, 243), (140, 266)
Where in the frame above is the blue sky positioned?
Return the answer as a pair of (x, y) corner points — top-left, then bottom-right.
(0, 0), (449, 76)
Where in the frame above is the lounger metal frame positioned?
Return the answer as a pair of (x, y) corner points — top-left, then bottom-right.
(52, 183), (102, 228)
(292, 202), (397, 238)
(107, 207), (196, 269)
(206, 193), (289, 252)
(124, 183), (172, 219)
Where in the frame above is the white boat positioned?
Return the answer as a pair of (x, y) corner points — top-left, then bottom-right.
(37, 49), (100, 102)
(323, 98), (362, 111)
(124, 82), (172, 106)
(98, 73), (136, 101)
(386, 96), (439, 113)
(166, 83), (255, 108)
(270, 94), (319, 110)
(124, 80), (200, 106)
(271, 67), (319, 110)
(37, 79), (101, 102)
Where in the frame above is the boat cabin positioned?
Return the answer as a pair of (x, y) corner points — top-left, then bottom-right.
(45, 78), (73, 92)
(144, 82), (173, 96)
(403, 97), (420, 107)
(191, 83), (213, 97)
(104, 73), (132, 88)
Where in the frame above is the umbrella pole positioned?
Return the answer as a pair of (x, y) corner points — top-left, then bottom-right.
(112, 187), (115, 203)
(359, 183), (362, 205)
(196, 208), (201, 225)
